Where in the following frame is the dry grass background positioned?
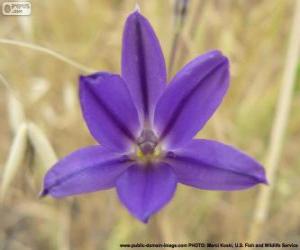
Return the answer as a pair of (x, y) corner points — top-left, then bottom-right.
(0, 0), (300, 249)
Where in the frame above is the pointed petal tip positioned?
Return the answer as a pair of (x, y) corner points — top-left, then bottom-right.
(134, 3), (141, 13)
(222, 56), (230, 67)
(248, 167), (268, 187)
(207, 50), (229, 65)
(79, 72), (119, 83)
(79, 74), (91, 86)
(127, 4), (141, 17)
(208, 49), (222, 56)
(129, 212), (150, 223)
(205, 49), (223, 58)
(137, 215), (150, 224)
(263, 179), (269, 185)
(255, 166), (268, 185)
(250, 175), (268, 189)
(79, 72), (121, 92)
(217, 57), (230, 73)
(142, 218), (149, 224)
(260, 175), (269, 185)
(79, 75), (85, 86)
(79, 74), (85, 81)
(38, 188), (49, 199)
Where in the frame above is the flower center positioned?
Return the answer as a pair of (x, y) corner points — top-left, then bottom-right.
(137, 129), (158, 154)
(135, 129), (161, 164)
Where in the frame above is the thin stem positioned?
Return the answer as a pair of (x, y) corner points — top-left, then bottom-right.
(247, 0), (300, 242)
(174, 1), (205, 73)
(168, 0), (189, 78)
(0, 38), (96, 73)
(0, 72), (23, 105)
(168, 31), (180, 78)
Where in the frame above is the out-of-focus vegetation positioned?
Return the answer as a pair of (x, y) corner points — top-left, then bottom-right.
(0, 0), (299, 249)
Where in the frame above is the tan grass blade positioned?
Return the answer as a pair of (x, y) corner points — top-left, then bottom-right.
(0, 38), (96, 73)
(57, 206), (71, 250)
(73, 0), (89, 14)
(29, 77), (50, 104)
(16, 201), (58, 220)
(63, 81), (77, 118)
(7, 93), (26, 134)
(17, 16), (33, 39)
(0, 123), (28, 203)
(0, 72), (23, 107)
(248, 0), (300, 243)
(27, 122), (57, 173)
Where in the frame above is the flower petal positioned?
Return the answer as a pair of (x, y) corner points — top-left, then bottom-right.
(166, 139), (267, 191)
(80, 73), (140, 152)
(154, 50), (229, 149)
(116, 163), (177, 223)
(41, 146), (132, 198)
(122, 11), (167, 123)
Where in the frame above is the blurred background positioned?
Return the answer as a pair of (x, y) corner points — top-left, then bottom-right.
(0, 0), (300, 249)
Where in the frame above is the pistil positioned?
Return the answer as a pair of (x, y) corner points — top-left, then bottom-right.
(135, 129), (161, 164)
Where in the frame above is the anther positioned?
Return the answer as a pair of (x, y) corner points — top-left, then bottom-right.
(136, 129), (158, 155)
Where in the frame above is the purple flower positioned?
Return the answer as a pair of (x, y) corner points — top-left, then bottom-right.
(41, 10), (267, 223)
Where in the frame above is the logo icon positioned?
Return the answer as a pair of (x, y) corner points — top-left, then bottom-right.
(2, 1), (31, 16)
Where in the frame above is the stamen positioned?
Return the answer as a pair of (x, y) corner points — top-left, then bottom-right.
(135, 129), (162, 164)
(136, 129), (158, 155)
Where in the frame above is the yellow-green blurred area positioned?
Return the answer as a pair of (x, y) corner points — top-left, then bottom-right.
(0, 0), (300, 249)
